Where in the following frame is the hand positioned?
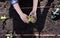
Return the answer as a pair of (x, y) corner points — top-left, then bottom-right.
(20, 13), (29, 23)
(29, 11), (37, 23)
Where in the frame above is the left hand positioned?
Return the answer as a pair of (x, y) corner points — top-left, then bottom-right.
(29, 11), (37, 22)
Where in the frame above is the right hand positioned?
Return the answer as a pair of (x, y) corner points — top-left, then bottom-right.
(29, 11), (37, 23)
(20, 13), (29, 23)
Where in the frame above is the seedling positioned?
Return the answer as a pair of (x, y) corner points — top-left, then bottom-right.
(9, 33), (13, 38)
(7, 33), (13, 38)
(27, 16), (36, 23)
(0, 15), (7, 20)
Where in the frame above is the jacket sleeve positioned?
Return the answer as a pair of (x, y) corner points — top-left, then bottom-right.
(10, 0), (18, 5)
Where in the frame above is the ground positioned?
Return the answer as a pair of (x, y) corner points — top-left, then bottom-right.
(0, 0), (60, 38)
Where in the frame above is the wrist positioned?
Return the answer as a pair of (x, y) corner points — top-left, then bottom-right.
(18, 12), (24, 16)
(31, 10), (36, 13)
(32, 9), (36, 12)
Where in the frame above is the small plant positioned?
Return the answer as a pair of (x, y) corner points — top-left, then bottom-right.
(9, 33), (13, 38)
(27, 16), (36, 23)
(0, 15), (7, 20)
(7, 33), (13, 38)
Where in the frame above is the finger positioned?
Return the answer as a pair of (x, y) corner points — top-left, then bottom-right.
(24, 18), (29, 23)
(32, 16), (37, 21)
(29, 13), (34, 16)
(26, 18), (29, 23)
(29, 14), (32, 16)
(23, 20), (29, 23)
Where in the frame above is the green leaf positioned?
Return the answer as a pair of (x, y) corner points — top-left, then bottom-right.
(9, 33), (13, 38)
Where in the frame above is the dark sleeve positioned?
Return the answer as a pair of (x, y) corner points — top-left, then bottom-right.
(10, 0), (18, 5)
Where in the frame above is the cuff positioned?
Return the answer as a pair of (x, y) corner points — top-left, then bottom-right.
(10, 0), (18, 5)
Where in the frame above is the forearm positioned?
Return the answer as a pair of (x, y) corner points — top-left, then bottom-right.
(13, 3), (23, 15)
(10, 0), (23, 16)
(32, 0), (38, 11)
